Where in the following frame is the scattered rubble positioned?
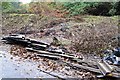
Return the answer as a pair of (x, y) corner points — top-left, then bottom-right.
(2, 34), (120, 79)
(2, 14), (119, 79)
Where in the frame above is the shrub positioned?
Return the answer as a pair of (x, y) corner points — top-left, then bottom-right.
(62, 2), (119, 16)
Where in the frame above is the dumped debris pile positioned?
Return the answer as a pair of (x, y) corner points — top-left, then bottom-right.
(2, 14), (118, 56)
(2, 34), (120, 79)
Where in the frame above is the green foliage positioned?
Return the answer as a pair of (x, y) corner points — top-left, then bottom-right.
(48, 2), (57, 8)
(2, 2), (13, 13)
(114, 2), (120, 15)
(63, 2), (89, 16)
(2, 1), (120, 16)
(63, 2), (120, 16)
(2, 2), (24, 13)
(87, 2), (113, 16)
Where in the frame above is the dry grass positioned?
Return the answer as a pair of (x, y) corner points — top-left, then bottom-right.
(70, 16), (118, 54)
(2, 14), (119, 55)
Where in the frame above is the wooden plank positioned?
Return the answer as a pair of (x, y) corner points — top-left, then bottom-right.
(112, 72), (120, 78)
(2, 35), (50, 47)
(47, 49), (65, 54)
(30, 43), (47, 50)
(36, 54), (60, 60)
(65, 62), (101, 74)
(26, 48), (101, 73)
(26, 48), (61, 60)
(26, 48), (75, 59)
(29, 38), (50, 46)
(73, 59), (97, 66)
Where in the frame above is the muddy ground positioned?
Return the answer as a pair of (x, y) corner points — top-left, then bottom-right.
(1, 14), (119, 79)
